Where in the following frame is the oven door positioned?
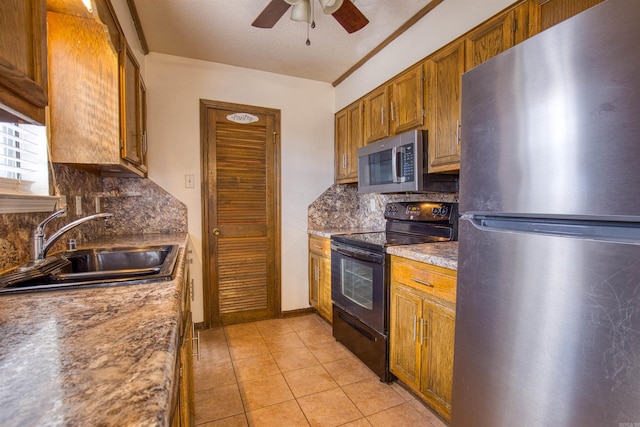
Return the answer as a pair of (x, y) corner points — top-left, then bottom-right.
(330, 241), (386, 333)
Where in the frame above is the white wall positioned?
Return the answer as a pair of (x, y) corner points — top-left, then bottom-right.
(335, 0), (516, 110)
(109, 0), (519, 323)
(144, 54), (334, 322)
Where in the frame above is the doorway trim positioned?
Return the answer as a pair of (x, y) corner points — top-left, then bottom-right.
(199, 99), (282, 328)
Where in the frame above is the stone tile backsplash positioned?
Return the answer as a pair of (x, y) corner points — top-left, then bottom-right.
(308, 183), (458, 230)
(0, 164), (187, 272)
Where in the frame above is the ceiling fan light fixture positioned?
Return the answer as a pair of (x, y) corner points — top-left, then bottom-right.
(290, 0), (311, 23)
(319, 0), (344, 14)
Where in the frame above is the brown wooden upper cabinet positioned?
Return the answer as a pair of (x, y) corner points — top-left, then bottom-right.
(335, 100), (363, 184)
(389, 65), (425, 136)
(121, 41), (148, 174)
(428, 4), (524, 173)
(363, 64), (425, 145)
(528, 0), (605, 35)
(363, 85), (389, 144)
(426, 40), (465, 174)
(47, 0), (148, 177)
(0, 0), (48, 125)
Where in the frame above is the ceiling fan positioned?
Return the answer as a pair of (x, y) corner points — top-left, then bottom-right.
(252, 0), (369, 34)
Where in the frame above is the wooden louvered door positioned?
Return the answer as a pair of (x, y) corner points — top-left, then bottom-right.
(200, 100), (281, 327)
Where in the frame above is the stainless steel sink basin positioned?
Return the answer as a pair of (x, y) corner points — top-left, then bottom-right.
(0, 245), (180, 294)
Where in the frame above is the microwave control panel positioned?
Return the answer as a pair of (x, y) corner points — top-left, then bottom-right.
(401, 144), (415, 180)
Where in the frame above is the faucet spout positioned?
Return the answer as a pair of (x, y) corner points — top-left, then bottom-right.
(30, 210), (114, 261)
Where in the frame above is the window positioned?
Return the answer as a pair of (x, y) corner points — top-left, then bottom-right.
(0, 122), (58, 213)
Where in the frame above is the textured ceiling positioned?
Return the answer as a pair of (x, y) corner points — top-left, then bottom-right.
(130, 0), (438, 83)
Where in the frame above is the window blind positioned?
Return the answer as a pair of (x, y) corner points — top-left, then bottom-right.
(0, 122), (48, 194)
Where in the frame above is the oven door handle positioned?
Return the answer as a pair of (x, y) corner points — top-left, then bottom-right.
(331, 244), (384, 264)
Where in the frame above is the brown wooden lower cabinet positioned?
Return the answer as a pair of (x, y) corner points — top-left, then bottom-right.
(389, 255), (456, 421)
(308, 235), (332, 322)
(171, 255), (195, 427)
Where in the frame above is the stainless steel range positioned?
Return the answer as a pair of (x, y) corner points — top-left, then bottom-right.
(330, 201), (458, 382)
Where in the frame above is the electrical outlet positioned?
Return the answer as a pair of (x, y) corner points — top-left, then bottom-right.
(370, 199), (376, 212)
(75, 196), (82, 215)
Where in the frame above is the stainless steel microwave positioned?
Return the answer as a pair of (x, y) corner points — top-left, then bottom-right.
(357, 130), (458, 194)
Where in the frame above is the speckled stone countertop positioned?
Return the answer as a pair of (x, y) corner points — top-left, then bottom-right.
(308, 228), (382, 238)
(387, 242), (458, 270)
(0, 233), (189, 427)
(308, 228), (458, 270)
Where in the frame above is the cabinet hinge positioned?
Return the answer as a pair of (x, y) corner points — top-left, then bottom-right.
(423, 108), (426, 118)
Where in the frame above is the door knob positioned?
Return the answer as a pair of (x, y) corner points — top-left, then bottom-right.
(212, 228), (220, 236)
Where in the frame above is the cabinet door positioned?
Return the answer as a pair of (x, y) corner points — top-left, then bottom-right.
(465, 10), (515, 71)
(309, 252), (320, 309)
(528, 0), (604, 35)
(138, 76), (148, 174)
(121, 41), (144, 169)
(318, 255), (333, 322)
(345, 101), (363, 178)
(334, 108), (348, 182)
(0, 0), (48, 124)
(427, 41), (464, 173)
(179, 312), (195, 427)
(390, 64), (424, 135)
(363, 85), (389, 144)
(389, 284), (423, 391)
(421, 300), (456, 420)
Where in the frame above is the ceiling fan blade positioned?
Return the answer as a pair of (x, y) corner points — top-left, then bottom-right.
(252, 0), (291, 28)
(332, 0), (369, 34)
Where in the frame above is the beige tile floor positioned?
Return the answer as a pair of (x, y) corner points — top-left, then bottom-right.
(193, 314), (448, 427)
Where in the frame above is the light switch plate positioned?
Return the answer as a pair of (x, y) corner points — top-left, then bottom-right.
(185, 174), (195, 188)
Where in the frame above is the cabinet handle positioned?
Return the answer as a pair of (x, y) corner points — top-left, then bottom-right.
(411, 277), (434, 287)
(456, 120), (461, 146)
(421, 318), (428, 344)
(212, 228), (220, 236)
(142, 131), (148, 154)
(315, 264), (319, 281)
(391, 102), (396, 122)
(192, 326), (200, 361)
(381, 107), (385, 124)
(313, 244), (322, 250)
(342, 153), (347, 169)
(413, 315), (418, 342)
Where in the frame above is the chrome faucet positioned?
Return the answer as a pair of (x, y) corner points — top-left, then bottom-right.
(30, 209), (114, 262)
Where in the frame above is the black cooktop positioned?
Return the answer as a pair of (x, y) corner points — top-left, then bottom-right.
(332, 231), (452, 252)
(331, 201), (458, 253)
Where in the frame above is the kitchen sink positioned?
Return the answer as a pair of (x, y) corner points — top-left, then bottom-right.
(0, 245), (180, 294)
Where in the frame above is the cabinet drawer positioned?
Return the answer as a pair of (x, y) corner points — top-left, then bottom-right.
(309, 235), (331, 256)
(391, 255), (457, 304)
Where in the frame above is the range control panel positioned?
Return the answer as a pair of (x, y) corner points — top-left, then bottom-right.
(384, 202), (458, 222)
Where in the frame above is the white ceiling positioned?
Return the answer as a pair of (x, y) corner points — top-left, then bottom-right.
(130, 0), (439, 83)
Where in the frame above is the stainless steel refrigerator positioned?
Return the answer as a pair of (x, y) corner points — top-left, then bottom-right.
(452, 0), (640, 426)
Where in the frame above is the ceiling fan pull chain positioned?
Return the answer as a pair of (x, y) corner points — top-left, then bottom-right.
(306, 0), (313, 46)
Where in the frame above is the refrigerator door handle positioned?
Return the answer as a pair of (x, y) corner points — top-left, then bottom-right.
(467, 215), (640, 243)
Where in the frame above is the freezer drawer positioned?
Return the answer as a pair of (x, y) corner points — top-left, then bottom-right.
(451, 218), (640, 427)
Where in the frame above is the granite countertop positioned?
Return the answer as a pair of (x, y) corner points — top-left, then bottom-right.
(0, 233), (189, 427)
(308, 228), (458, 270)
(308, 228), (382, 238)
(387, 241), (458, 270)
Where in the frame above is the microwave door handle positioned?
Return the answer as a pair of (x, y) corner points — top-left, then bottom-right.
(391, 147), (399, 183)
(395, 146), (406, 183)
